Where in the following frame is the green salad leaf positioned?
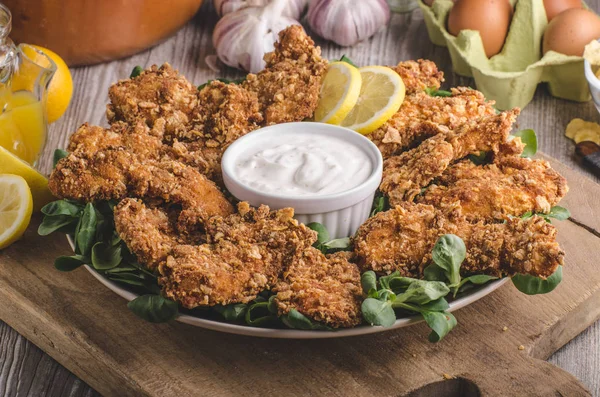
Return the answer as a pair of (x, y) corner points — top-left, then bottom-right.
(362, 298), (396, 327)
(281, 309), (332, 330)
(513, 129), (537, 158)
(130, 65), (143, 78)
(91, 241), (122, 270)
(431, 234), (465, 293)
(127, 294), (178, 323)
(54, 255), (87, 272)
(214, 303), (247, 323)
(422, 311), (457, 342)
(370, 192), (389, 217)
(339, 55), (357, 67)
(53, 149), (69, 168)
(520, 206), (570, 223)
(425, 87), (452, 97)
(512, 266), (562, 295)
(75, 203), (97, 257)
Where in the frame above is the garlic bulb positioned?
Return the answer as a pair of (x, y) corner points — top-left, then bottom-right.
(214, 0), (308, 19)
(307, 0), (391, 47)
(212, 0), (301, 73)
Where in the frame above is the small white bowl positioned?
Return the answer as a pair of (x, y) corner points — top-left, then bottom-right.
(584, 45), (600, 114)
(221, 122), (383, 239)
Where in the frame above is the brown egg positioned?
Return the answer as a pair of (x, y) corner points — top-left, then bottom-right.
(543, 0), (582, 22)
(447, 0), (513, 58)
(543, 8), (600, 56)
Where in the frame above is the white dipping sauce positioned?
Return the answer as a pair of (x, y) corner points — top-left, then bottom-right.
(234, 132), (373, 196)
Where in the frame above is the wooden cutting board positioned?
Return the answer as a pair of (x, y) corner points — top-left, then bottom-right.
(0, 155), (599, 397)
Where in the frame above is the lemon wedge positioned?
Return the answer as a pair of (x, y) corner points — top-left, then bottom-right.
(0, 174), (33, 249)
(340, 66), (406, 135)
(0, 146), (54, 211)
(314, 61), (362, 124)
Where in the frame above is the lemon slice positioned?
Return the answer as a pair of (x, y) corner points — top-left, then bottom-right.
(0, 146), (54, 211)
(0, 174), (33, 249)
(314, 61), (362, 124)
(340, 66), (406, 135)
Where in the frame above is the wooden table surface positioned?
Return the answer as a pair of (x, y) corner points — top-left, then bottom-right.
(2, 2), (599, 396)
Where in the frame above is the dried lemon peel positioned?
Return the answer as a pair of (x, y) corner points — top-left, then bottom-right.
(565, 118), (600, 145)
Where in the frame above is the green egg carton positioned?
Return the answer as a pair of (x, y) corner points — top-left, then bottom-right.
(418, 0), (591, 110)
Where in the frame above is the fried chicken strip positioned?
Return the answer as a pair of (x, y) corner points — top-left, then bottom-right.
(49, 123), (162, 201)
(273, 248), (363, 328)
(391, 59), (444, 95)
(353, 202), (564, 279)
(243, 25), (328, 124)
(128, 160), (234, 236)
(165, 81), (263, 181)
(418, 155), (569, 221)
(369, 88), (498, 159)
(106, 63), (198, 135)
(159, 203), (317, 308)
(380, 109), (520, 205)
(114, 198), (197, 271)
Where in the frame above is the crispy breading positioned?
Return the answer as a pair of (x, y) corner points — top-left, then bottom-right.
(243, 25), (328, 124)
(50, 125), (233, 225)
(159, 203), (317, 308)
(418, 155), (569, 221)
(391, 59), (444, 94)
(274, 248), (363, 328)
(106, 64), (198, 134)
(128, 160), (234, 236)
(190, 81), (263, 144)
(49, 123), (163, 201)
(369, 88), (498, 159)
(114, 199), (197, 271)
(380, 110), (520, 204)
(353, 202), (564, 279)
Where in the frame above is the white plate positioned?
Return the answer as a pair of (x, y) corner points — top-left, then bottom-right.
(71, 237), (509, 339)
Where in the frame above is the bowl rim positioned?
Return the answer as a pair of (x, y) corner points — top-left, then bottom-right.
(221, 122), (384, 214)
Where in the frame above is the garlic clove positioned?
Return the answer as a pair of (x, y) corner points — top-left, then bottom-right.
(214, 0), (309, 20)
(307, 0), (391, 47)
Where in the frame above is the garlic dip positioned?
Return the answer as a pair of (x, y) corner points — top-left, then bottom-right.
(233, 132), (373, 196)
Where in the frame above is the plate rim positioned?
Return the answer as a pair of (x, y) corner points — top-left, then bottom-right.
(70, 236), (509, 339)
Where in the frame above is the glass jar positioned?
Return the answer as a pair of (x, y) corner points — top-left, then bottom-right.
(387, 0), (419, 13)
(0, 3), (55, 167)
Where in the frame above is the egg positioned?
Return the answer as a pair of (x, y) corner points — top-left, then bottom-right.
(543, 0), (582, 21)
(543, 9), (600, 56)
(447, 0), (513, 58)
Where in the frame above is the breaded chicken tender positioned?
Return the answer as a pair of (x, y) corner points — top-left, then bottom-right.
(243, 25), (328, 124)
(114, 199), (198, 271)
(190, 81), (263, 144)
(354, 202), (564, 279)
(50, 125), (233, 227)
(274, 248), (363, 328)
(159, 203), (316, 308)
(391, 59), (444, 94)
(370, 88), (498, 159)
(49, 123), (163, 201)
(107, 64), (198, 134)
(380, 110), (519, 204)
(419, 155), (569, 221)
(128, 160), (234, 236)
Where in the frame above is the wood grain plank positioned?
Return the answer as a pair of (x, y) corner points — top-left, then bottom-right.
(7, 0), (600, 395)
